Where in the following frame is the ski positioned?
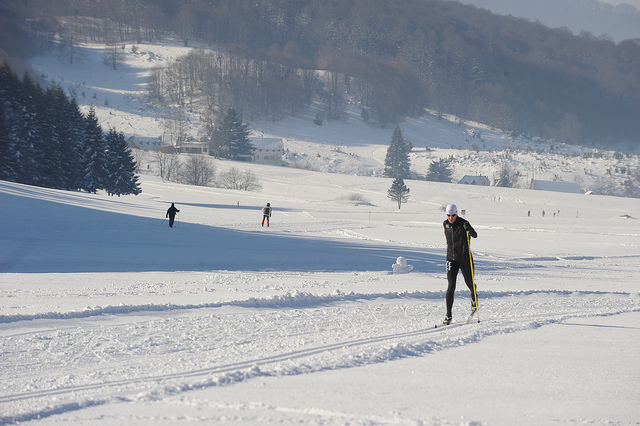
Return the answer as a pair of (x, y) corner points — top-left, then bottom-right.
(435, 312), (479, 328)
(465, 308), (480, 324)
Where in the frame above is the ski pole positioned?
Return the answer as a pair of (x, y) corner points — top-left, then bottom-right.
(467, 230), (480, 323)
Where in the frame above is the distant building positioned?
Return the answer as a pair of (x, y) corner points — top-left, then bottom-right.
(530, 179), (583, 194)
(128, 136), (162, 150)
(159, 137), (284, 164)
(251, 138), (284, 165)
(459, 175), (490, 186)
(160, 137), (209, 155)
(177, 140), (209, 155)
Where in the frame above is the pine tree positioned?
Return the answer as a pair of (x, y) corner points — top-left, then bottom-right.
(495, 164), (520, 188)
(0, 102), (11, 181)
(0, 63), (20, 182)
(388, 177), (410, 209)
(39, 85), (67, 189)
(214, 108), (254, 161)
(425, 158), (454, 183)
(218, 108), (254, 160)
(104, 128), (141, 196)
(16, 73), (46, 186)
(60, 97), (87, 190)
(384, 125), (411, 178)
(81, 106), (108, 193)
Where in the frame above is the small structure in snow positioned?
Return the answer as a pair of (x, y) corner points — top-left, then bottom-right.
(459, 175), (490, 186)
(392, 256), (413, 274)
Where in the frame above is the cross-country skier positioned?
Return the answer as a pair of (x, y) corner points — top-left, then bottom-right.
(261, 203), (272, 227)
(442, 203), (478, 325)
(166, 203), (180, 228)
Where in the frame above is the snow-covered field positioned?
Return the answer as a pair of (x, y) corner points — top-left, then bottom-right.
(1, 39), (639, 425)
(1, 169), (639, 425)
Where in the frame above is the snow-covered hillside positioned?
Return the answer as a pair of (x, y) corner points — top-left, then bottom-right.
(1, 166), (640, 424)
(1, 39), (639, 425)
(29, 40), (640, 196)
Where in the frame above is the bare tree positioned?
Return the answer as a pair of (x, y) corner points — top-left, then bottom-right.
(103, 42), (124, 70)
(180, 155), (215, 186)
(219, 167), (262, 191)
(58, 26), (83, 65)
(153, 151), (181, 180)
(132, 149), (147, 172)
(162, 108), (189, 150)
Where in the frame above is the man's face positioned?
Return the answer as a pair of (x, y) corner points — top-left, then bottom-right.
(447, 213), (457, 224)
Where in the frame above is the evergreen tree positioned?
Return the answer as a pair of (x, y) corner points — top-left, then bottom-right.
(0, 63), (137, 195)
(39, 85), (67, 189)
(0, 63), (19, 182)
(16, 73), (46, 186)
(60, 97), (87, 190)
(213, 108), (254, 161)
(104, 128), (141, 196)
(425, 158), (454, 183)
(384, 125), (411, 178)
(387, 177), (410, 209)
(0, 102), (11, 181)
(494, 164), (520, 188)
(81, 106), (108, 193)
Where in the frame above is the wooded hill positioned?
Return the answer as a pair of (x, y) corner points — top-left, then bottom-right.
(2, 0), (639, 149)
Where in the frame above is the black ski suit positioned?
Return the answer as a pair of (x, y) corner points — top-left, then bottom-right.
(166, 204), (180, 228)
(443, 216), (478, 317)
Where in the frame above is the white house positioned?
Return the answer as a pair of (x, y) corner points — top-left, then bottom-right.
(160, 136), (209, 155)
(251, 138), (284, 165)
(459, 175), (490, 186)
(176, 141), (209, 155)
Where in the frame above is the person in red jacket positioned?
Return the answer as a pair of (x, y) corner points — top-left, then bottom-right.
(442, 203), (478, 325)
(261, 203), (272, 227)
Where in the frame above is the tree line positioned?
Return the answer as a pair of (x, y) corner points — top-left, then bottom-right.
(0, 63), (141, 195)
(2, 0), (640, 148)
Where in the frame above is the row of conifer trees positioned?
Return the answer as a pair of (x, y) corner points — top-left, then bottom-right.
(0, 63), (140, 196)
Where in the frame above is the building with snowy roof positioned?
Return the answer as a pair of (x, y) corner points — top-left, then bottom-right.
(459, 175), (490, 186)
(250, 138), (284, 165)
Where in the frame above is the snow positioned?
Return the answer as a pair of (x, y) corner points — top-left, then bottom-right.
(1, 39), (639, 425)
(2, 173), (639, 425)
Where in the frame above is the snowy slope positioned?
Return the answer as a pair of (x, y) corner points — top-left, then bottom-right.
(29, 40), (640, 194)
(1, 38), (639, 425)
(1, 170), (640, 424)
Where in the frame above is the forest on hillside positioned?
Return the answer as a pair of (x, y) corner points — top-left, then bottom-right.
(1, 0), (639, 150)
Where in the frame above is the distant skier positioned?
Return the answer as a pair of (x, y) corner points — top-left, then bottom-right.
(442, 203), (478, 325)
(166, 203), (180, 228)
(261, 203), (272, 227)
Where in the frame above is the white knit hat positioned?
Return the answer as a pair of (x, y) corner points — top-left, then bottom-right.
(446, 204), (458, 215)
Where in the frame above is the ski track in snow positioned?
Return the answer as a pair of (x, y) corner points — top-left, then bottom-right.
(1, 288), (638, 424)
(2, 174), (640, 424)
(1, 36), (639, 424)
